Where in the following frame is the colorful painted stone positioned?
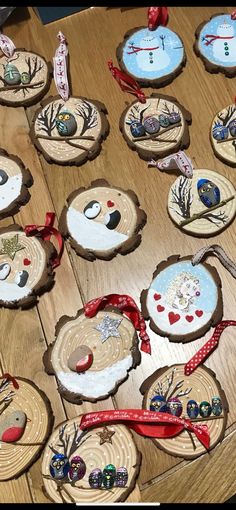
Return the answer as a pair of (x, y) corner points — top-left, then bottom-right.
(199, 401), (212, 418)
(187, 399), (199, 419)
(197, 179), (220, 208)
(115, 467), (128, 487)
(168, 111), (181, 124)
(159, 114), (170, 128)
(4, 63), (21, 85)
(212, 124), (229, 141)
(102, 464), (116, 489)
(228, 119), (236, 138)
(143, 116), (160, 134)
(68, 345), (93, 373)
(150, 395), (167, 412)
(212, 396), (223, 416)
(0, 410), (27, 443)
(56, 111), (77, 137)
(49, 453), (70, 480)
(129, 120), (146, 138)
(166, 397), (182, 417)
(68, 455), (86, 482)
(20, 72), (31, 85)
(89, 468), (103, 489)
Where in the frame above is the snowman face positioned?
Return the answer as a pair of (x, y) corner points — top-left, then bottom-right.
(218, 23), (234, 37)
(0, 155), (23, 213)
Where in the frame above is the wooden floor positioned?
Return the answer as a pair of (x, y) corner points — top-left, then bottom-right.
(1, 6), (236, 504)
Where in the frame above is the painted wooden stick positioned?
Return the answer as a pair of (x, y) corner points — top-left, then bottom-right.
(36, 134), (95, 141)
(180, 196), (235, 226)
(0, 80), (44, 91)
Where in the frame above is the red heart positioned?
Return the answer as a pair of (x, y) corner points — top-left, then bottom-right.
(168, 312), (180, 325)
(185, 315), (194, 323)
(23, 258), (31, 266)
(157, 304), (165, 312)
(195, 310), (203, 318)
(107, 200), (114, 207)
(154, 293), (161, 301)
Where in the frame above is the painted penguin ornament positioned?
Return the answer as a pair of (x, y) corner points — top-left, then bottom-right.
(212, 396), (223, 416)
(56, 111), (77, 137)
(49, 453), (70, 480)
(68, 455), (86, 482)
(89, 468), (103, 489)
(166, 397), (183, 417)
(187, 400), (199, 419)
(150, 395), (168, 412)
(199, 401), (212, 418)
(102, 464), (116, 489)
(115, 467), (128, 487)
(197, 179), (220, 208)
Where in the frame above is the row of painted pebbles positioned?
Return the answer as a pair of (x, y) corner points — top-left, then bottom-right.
(150, 395), (223, 418)
(212, 119), (236, 141)
(129, 112), (181, 138)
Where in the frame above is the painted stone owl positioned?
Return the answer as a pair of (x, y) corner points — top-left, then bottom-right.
(199, 401), (212, 418)
(55, 111), (77, 137)
(4, 63), (21, 85)
(150, 395), (168, 412)
(102, 464), (116, 489)
(49, 453), (70, 480)
(115, 467), (128, 487)
(187, 399), (199, 419)
(197, 178), (220, 208)
(89, 468), (103, 488)
(68, 455), (86, 482)
(166, 397), (182, 417)
(212, 396), (222, 416)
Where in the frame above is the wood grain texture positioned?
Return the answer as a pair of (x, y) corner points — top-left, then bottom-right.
(0, 5), (236, 503)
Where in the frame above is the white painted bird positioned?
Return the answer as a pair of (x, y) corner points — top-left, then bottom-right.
(0, 263), (11, 280)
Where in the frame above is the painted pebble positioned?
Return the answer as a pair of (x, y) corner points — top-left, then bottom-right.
(68, 345), (93, 373)
(102, 464), (116, 489)
(211, 396), (223, 416)
(115, 467), (128, 487)
(50, 453), (70, 480)
(199, 401), (212, 418)
(68, 455), (86, 482)
(89, 468), (103, 489)
(150, 395), (168, 412)
(130, 121), (146, 138)
(143, 116), (160, 134)
(166, 397), (182, 417)
(159, 114), (170, 128)
(187, 400), (199, 419)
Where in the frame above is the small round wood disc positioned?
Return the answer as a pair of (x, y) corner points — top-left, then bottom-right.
(42, 416), (141, 503)
(120, 94), (191, 161)
(59, 179), (147, 261)
(210, 104), (236, 166)
(44, 307), (141, 403)
(0, 148), (33, 220)
(168, 169), (236, 236)
(0, 225), (56, 308)
(30, 95), (109, 166)
(0, 376), (53, 480)
(0, 49), (51, 107)
(140, 364), (228, 459)
(141, 255), (222, 343)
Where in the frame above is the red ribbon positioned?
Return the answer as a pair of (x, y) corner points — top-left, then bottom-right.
(148, 7), (169, 30)
(204, 34), (234, 46)
(24, 212), (64, 269)
(0, 373), (19, 389)
(84, 293), (151, 354)
(185, 320), (236, 376)
(80, 409), (210, 450)
(231, 10), (236, 20)
(107, 60), (146, 103)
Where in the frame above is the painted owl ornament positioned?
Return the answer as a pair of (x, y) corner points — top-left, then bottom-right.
(56, 110), (77, 137)
(68, 455), (86, 482)
(49, 453), (70, 480)
(197, 179), (220, 208)
(102, 464), (116, 489)
(89, 468), (103, 489)
(115, 467), (128, 487)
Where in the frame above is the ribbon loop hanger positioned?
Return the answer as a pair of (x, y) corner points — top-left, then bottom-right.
(53, 31), (69, 102)
(0, 33), (16, 58)
(24, 212), (64, 269)
(148, 7), (169, 30)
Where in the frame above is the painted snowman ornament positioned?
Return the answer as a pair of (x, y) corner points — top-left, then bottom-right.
(212, 20), (236, 62)
(135, 33), (170, 72)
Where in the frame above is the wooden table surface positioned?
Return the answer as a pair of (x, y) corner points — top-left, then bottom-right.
(1, 6), (236, 504)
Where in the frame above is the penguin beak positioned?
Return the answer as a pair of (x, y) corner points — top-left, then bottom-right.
(26, 418), (31, 422)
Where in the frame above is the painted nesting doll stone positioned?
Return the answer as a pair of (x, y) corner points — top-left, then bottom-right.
(42, 416), (141, 503)
(116, 25), (186, 87)
(194, 14), (236, 77)
(140, 364), (228, 459)
(0, 49), (51, 107)
(141, 255), (223, 343)
(59, 179), (147, 261)
(120, 94), (191, 161)
(168, 169), (236, 236)
(0, 374), (53, 480)
(0, 148), (33, 220)
(210, 104), (236, 166)
(0, 224), (56, 308)
(43, 307), (141, 403)
(30, 95), (109, 166)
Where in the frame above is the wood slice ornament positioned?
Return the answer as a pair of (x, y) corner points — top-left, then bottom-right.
(59, 179), (147, 261)
(140, 363), (228, 459)
(141, 254), (223, 343)
(42, 416), (141, 503)
(0, 148), (33, 220)
(30, 32), (109, 166)
(194, 13), (236, 77)
(0, 373), (53, 480)
(168, 168), (236, 236)
(120, 93), (191, 161)
(0, 35), (51, 107)
(210, 103), (236, 166)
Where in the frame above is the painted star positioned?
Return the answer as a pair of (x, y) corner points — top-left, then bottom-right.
(96, 426), (116, 445)
(95, 314), (122, 343)
(0, 235), (25, 260)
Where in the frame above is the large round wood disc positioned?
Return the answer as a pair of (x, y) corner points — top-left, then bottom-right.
(0, 148), (33, 220)
(210, 104), (236, 166)
(42, 416), (141, 503)
(140, 364), (228, 459)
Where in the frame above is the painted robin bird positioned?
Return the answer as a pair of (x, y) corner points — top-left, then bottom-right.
(0, 410), (28, 443)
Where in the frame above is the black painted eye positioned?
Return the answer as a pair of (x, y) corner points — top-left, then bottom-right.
(0, 169), (8, 185)
(83, 200), (101, 219)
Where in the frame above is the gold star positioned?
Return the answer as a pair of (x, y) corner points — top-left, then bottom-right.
(0, 235), (25, 260)
(96, 426), (116, 445)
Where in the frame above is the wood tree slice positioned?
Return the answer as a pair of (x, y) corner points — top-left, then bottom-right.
(0, 376), (54, 480)
(140, 364), (228, 459)
(42, 416), (141, 503)
(210, 103), (236, 166)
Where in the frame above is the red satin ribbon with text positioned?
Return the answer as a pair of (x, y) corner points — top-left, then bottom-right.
(107, 60), (146, 103)
(185, 320), (236, 376)
(80, 409), (210, 449)
(148, 7), (169, 30)
(84, 294), (151, 354)
(0, 373), (19, 390)
(24, 212), (63, 269)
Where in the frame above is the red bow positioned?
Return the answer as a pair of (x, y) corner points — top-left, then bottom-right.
(0, 373), (19, 389)
(80, 409), (210, 450)
(24, 212), (63, 269)
(148, 7), (169, 30)
(231, 10), (236, 20)
(185, 320), (236, 376)
(107, 60), (146, 103)
(84, 293), (151, 354)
